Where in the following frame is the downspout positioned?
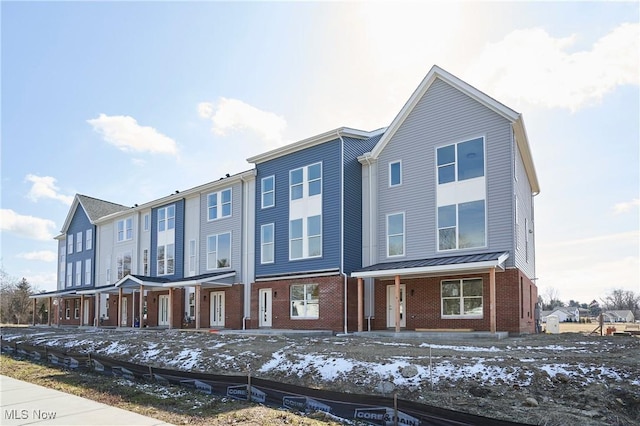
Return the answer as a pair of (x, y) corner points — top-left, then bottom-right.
(363, 154), (374, 331)
(240, 174), (250, 331)
(337, 130), (348, 335)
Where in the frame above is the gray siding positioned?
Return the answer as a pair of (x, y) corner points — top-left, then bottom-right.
(513, 142), (536, 277)
(375, 77), (516, 264)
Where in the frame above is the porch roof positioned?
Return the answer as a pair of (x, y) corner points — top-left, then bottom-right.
(114, 271), (236, 290)
(29, 289), (77, 299)
(351, 251), (509, 279)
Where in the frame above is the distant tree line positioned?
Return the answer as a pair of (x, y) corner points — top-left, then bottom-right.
(539, 286), (640, 319)
(0, 268), (46, 324)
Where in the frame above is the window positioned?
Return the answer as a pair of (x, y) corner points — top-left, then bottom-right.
(438, 200), (485, 250)
(437, 137), (484, 184)
(158, 206), (175, 232)
(116, 252), (131, 279)
(143, 249), (149, 276)
(188, 291), (195, 319)
(74, 299), (80, 319)
(76, 232), (82, 252)
(515, 196), (520, 250)
(65, 300), (70, 319)
(441, 278), (483, 317)
(189, 240), (197, 275)
(289, 219), (303, 259)
(104, 296), (109, 319)
(117, 218), (133, 241)
(261, 224), (274, 264)
(207, 189), (232, 221)
(157, 244), (175, 275)
(307, 215), (322, 257)
(59, 253), (66, 288)
(85, 259), (91, 285)
(86, 229), (92, 250)
(290, 162), (322, 201)
(207, 233), (231, 269)
(387, 213), (405, 257)
(290, 284), (319, 319)
(75, 261), (82, 286)
(261, 176), (275, 208)
(389, 161), (402, 186)
(144, 214), (150, 231)
(66, 262), (72, 287)
(67, 234), (73, 254)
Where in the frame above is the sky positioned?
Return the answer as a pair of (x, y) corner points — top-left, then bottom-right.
(1, 1), (638, 305)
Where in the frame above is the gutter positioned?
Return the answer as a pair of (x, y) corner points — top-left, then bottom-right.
(336, 130), (348, 335)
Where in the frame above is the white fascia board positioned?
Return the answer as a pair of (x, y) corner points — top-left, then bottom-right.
(255, 269), (339, 282)
(165, 272), (236, 288)
(114, 275), (143, 287)
(513, 117), (541, 195)
(59, 195), (82, 233)
(351, 256), (510, 279)
(247, 127), (378, 164)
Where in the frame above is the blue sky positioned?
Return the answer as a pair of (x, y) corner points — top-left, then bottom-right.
(1, 1), (638, 305)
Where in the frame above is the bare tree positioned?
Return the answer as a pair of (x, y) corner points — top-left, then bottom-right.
(601, 289), (640, 318)
(541, 286), (565, 310)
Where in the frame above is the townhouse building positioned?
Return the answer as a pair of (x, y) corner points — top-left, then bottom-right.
(34, 65), (539, 335)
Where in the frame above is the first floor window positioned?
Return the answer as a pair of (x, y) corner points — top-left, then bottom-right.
(290, 283), (319, 319)
(261, 224), (274, 264)
(104, 296), (109, 319)
(387, 212), (405, 257)
(157, 244), (175, 275)
(74, 299), (80, 319)
(207, 233), (231, 269)
(188, 291), (195, 318)
(117, 252), (132, 279)
(441, 278), (483, 317)
(85, 259), (91, 285)
(143, 249), (149, 276)
(75, 261), (82, 286)
(438, 200), (486, 250)
(65, 300), (70, 319)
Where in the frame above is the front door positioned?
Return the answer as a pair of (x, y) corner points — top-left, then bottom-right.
(386, 284), (406, 328)
(210, 291), (225, 327)
(121, 297), (128, 326)
(83, 300), (90, 325)
(158, 295), (170, 326)
(259, 288), (272, 327)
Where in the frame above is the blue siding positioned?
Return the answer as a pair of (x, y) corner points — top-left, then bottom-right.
(66, 206), (96, 288)
(255, 140), (342, 277)
(150, 199), (185, 279)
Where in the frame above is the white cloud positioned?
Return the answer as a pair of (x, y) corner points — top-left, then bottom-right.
(0, 209), (57, 241)
(198, 98), (287, 146)
(469, 22), (640, 111)
(17, 251), (57, 262)
(25, 174), (73, 205)
(613, 198), (640, 214)
(87, 113), (178, 155)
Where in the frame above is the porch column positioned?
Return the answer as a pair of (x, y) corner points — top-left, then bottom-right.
(56, 298), (60, 327)
(131, 290), (136, 328)
(168, 288), (173, 329)
(32, 299), (37, 325)
(48, 297), (52, 326)
(118, 287), (123, 327)
(139, 285), (144, 328)
(95, 294), (100, 327)
(490, 267), (497, 334)
(357, 278), (363, 332)
(394, 275), (401, 333)
(79, 295), (84, 326)
(195, 285), (201, 330)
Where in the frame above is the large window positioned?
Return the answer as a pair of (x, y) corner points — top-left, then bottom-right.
(86, 229), (92, 250)
(389, 161), (402, 186)
(188, 291), (195, 319)
(116, 252), (131, 279)
(438, 200), (485, 250)
(189, 240), (197, 275)
(261, 176), (275, 208)
(290, 162), (322, 201)
(207, 233), (231, 269)
(76, 232), (82, 252)
(437, 137), (484, 184)
(441, 279), (483, 317)
(207, 189), (232, 221)
(289, 215), (322, 260)
(85, 259), (91, 285)
(157, 243), (175, 275)
(290, 284), (319, 319)
(261, 224), (274, 264)
(74, 299), (80, 319)
(66, 262), (72, 287)
(158, 206), (175, 231)
(75, 261), (82, 286)
(117, 218), (133, 241)
(67, 234), (73, 254)
(386, 212), (405, 257)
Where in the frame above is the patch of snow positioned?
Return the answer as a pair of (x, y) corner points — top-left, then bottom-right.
(420, 343), (502, 352)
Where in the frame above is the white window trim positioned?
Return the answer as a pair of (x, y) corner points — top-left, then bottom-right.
(290, 283), (319, 319)
(289, 162), (322, 201)
(144, 214), (150, 231)
(117, 218), (133, 242)
(289, 215), (322, 261)
(389, 160), (402, 187)
(85, 259), (91, 285)
(66, 262), (72, 287)
(207, 189), (232, 221)
(437, 201), (487, 252)
(206, 232), (232, 270)
(143, 249), (149, 276)
(86, 228), (92, 250)
(116, 252), (132, 280)
(261, 223), (275, 264)
(189, 239), (197, 275)
(157, 243), (175, 276)
(436, 136), (486, 185)
(386, 212), (405, 258)
(261, 175), (275, 209)
(76, 231), (82, 252)
(441, 278), (484, 319)
(157, 206), (176, 232)
(67, 234), (73, 254)
(75, 260), (82, 286)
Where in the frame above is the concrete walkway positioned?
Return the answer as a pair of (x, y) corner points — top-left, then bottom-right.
(0, 375), (173, 425)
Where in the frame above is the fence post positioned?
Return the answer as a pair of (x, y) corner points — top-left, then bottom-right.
(393, 392), (398, 426)
(247, 366), (252, 403)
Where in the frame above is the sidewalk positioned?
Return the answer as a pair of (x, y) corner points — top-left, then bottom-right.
(0, 375), (173, 425)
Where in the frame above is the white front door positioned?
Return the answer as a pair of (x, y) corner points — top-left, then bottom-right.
(158, 295), (170, 326)
(210, 291), (225, 327)
(387, 284), (406, 328)
(259, 289), (272, 328)
(121, 297), (128, 326)
(83, 301), (90, 325)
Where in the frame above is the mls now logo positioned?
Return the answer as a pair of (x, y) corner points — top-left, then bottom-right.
(282, 396), (332, 413)
(226, 385), (266, 403)
(354, 407), (420, 426)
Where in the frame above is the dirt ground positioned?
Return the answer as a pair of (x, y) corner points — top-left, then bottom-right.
(1, 325), (639, 425)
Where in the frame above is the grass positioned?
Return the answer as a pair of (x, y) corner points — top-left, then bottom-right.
(0, 355), (341, 425)
(557, 321), (637, 334)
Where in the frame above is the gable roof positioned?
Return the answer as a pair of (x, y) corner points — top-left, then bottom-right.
(361, 65), (540, 195)
(60, 194), (129, 233)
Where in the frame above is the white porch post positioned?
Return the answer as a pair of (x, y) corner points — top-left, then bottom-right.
(95, 294), (100, 327)
(490, 267), (497, 334)
(195, 285), (201, 330)
(139, 285), (144, 328)
(118, 287), (123, 327)
(168, 288), (173, 329)
(79, 295), (84, 326)
(394, 275), (401, 333)
(357, 278), (364, 332)
(48, 297), (52, 326)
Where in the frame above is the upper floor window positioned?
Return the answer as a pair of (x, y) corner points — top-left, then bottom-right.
(143, 249), (149, 276)
(441, 278), (483, 317)
(116, 252), (132, 280)
(290, 162), (322, 201)
(67, 234), (73, 254)
(66, 262), (72, 287)
(158, 206), (175, 232)
(389, 161), (402, 187)
(76, 231), (82, 252)
(75, 260), (82, 286)
(144, 214), (150, 231)
(85, 259), (92, 285)
(289, 215), (322, 260)
(207, 189), (232, 221)
(386, 212), (405, 257)
(261, 223), (274, 264)
(437, 137), (484, 184)
(207, 232), (231, 269)
(438, 200), (486, 251)
(157, 243), (175, 275)
(86, 229), (92, 250)
(189, 240), (197, 275)
(261, 176), (275, 208)
(117, 218), (133, 241)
